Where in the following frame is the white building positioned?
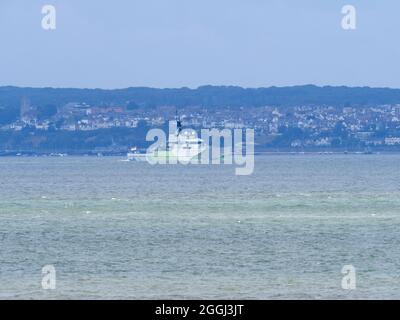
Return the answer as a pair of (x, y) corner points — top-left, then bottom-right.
(385, 137), (400, 145)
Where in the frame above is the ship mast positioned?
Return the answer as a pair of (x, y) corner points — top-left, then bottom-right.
(175, 109), (182, 135)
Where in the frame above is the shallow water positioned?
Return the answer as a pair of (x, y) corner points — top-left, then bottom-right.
(1, 154), (400, 299)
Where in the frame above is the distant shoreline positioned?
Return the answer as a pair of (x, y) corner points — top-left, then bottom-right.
(2, 150), (400, 157)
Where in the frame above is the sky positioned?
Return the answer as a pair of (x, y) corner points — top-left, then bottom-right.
(0, 0), (399, 89)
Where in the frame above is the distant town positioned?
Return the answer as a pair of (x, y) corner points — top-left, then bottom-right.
(2, 85), (400, 155)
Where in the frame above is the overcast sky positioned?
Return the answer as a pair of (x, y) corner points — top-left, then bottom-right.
(0, 0), (399, 89)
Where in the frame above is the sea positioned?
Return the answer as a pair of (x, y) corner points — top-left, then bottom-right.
(1, 154), (400, 299)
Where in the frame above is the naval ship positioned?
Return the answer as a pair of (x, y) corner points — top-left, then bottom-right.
(127, 117), (206, 163)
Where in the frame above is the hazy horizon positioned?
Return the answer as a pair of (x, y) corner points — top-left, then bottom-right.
(3, 83), (400, 91)
(1, 0), (399, 89)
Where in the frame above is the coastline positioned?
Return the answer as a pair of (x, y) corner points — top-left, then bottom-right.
(1, 150), (400, 157)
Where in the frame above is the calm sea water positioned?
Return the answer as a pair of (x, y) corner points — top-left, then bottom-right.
(1, 155), (400, 299)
